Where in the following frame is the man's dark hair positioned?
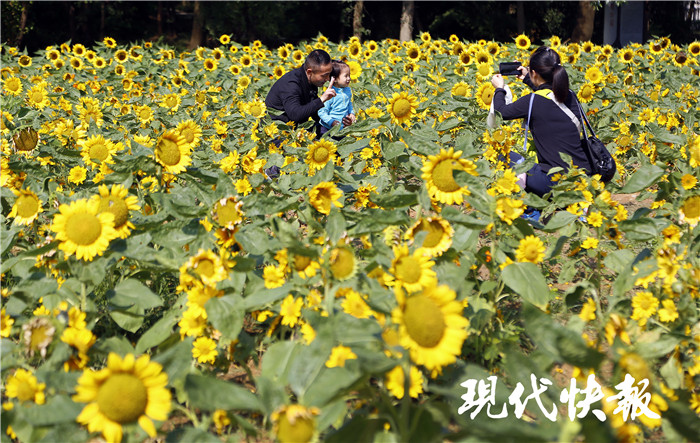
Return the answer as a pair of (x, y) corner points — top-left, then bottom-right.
(303, 49), (331, 71)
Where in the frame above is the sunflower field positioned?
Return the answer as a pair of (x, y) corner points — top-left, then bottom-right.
(1, 32), (699, 443)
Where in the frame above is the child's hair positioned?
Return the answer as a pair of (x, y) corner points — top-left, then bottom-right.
(330, 60), (350, 80)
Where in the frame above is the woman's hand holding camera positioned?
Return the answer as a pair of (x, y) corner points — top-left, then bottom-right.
(516, 65), (529, 80)
(491, 74), (505, 89)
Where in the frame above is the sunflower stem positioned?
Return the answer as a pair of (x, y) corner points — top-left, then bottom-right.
(398, 356), (411, 440)
(80, 281), (87, 312)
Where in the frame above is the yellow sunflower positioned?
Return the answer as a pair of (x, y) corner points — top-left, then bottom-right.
(578, 83), (595, 103)
(515, 235), (546, 264)
(389, 245), (437, 293)
(386, 91), (419, 125)
(26, 84), (50, 109)
(421, 147), (477, 205)
(306, 139), (337, 173)
(405, 217), (453, 257)
(154, 130), (191, 174)
(3, 76), (22, 95)
(618, 48), (635, 64)
(271, 404), (320, 443)
(73, 353), (171, 443)
(680, 195), (700, 227)
(244, 99), (267, 119)
(92, 184), (141, 239)
(79, 134), (118, 169)
(451, 81), (471, 98)
(329, 246), (357, 281)
(476, 82), (496, 110)
(392, 283), (469, 375)
(9, 188), (43, 225)
(5, 368), (46, 404)
(51, 198), (118, 261)
(347, 60), (362, 81)
(688, 42), (700, 57)
(213, 196), (245, 230)
(308, 181), (343, 215)
(175, 119), (203, 149)
(515, 34), (531, 50)
(181, 249), (229, 287)
(585, 66), (604, 84)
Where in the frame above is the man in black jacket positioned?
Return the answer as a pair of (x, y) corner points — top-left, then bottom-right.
(265, 49), (348, 136)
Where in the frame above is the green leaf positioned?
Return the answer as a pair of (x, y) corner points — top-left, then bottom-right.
(619, 164), (666, 194)
(205, 295), (244, 342)
(24, 395), (81, 426)
(108, 278), (163, 333)
(501, 262), (552, 309)
(618, 218), (661, 242)
(184, 374), (262, 412)
(373, 191), (417, 208)
(135, 308), (180, 353)
(326, 208), (347, 244)
(542, 211), (578, 232)
(603, 249), (636, 274)
(165, 427), (223, 443)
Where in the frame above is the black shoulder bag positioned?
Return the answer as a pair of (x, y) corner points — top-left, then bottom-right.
(575, 99), (616, 183)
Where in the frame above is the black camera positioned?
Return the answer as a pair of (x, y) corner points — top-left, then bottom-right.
(499, 62), (522, 76)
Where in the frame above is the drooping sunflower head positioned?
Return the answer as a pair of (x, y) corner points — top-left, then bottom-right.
(9, 188), (43, 225)
(308, 181), (343, 215)
(405, 217), (453, 257)
(305, 139), (337, 173)
(386, 91), (419, 125)
(421, 147), (477, 205)
(51, 198), (118, 261)
(155, 130), (191, 174)
(392, 283), (469, 374)
(271, 404), (320, 443)
(73, 353), (171, 443)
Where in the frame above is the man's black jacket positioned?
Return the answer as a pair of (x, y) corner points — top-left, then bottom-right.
(265, 67), (323, 126)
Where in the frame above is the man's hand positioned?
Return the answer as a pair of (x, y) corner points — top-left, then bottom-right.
(491, 74), (505, 89)
(342, 113), (356, 127)
(320, 77), (336, 102)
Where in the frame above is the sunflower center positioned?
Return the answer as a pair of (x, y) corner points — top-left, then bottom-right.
(195, 258), (216, 278)
(683, 197), (700, 219)
(294, 255), (311, 271)
(16, 380), (37, 402)
(394, 256), (422, 283)
(65, 212), (103, 245)
(477, 64), (490, 76)
(481, 88), (494, 105)
(139, 109), (152, 120)
(165, 96), (178, 108)
(432, 159), (461, 193)
(313, 147), (330, 163)
(278, 414), (315, 443)
(31, 91), (44, 104)
(453, 85), (467, 96)
(392, 99), (412, 118)
(98, 196), (129, 228)
(16, 195), (39, 218)
(250, 105), (262, 117)
(97, 374), (148, 424)
(29, 325), (49, 350)
(157, 137), (181, 166)
(581, 86), (593, 99)
(182, 129), (195, 144)
(422, 220), (444, 248)
(330, 248), (355, 280)
(89, 142), (109, 162)
(403, 294), (446, 348)
(216, 203), (242, 226)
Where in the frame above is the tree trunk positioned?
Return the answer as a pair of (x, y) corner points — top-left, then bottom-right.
(15, 2), (29, 47)
(157, 1), (163, 37)
(571, 0), (595, 42)
(400, 0), (414, 42)
(353, 0), (364, 40)
(188, 0), (204, 50)
(516, 1), (525, 34)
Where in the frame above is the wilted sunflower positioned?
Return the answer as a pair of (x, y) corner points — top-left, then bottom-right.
(405, 217), (454, 257)
(92, 184), (141, 239)
(51, 198), (118, 261)
(392, 283), (469, 375)
(387, 91), (418, 125)
(79, 134), (118, 169)
(421, 147), (477, 205)
(272, 404), (320, 443)
(22, 317), (55, 358)
(389, 245), (437, 293)
(73, 353), (171, 443)
(308, 181), (343, 215)
(9, 188), (43, 225)
(306, 139), (337, 173)
(154, 130), (191, 174)
(176, 119), (203, 149)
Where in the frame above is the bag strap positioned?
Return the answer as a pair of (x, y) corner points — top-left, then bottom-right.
(522, 93), (535, 152)
(548, 92), (582, 134)
(572, 95), (598, 172)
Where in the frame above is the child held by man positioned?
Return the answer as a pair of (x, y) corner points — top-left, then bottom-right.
(318, 60), (356, 136)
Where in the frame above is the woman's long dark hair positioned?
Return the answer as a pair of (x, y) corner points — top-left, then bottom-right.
(529, 46), (569, 103)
